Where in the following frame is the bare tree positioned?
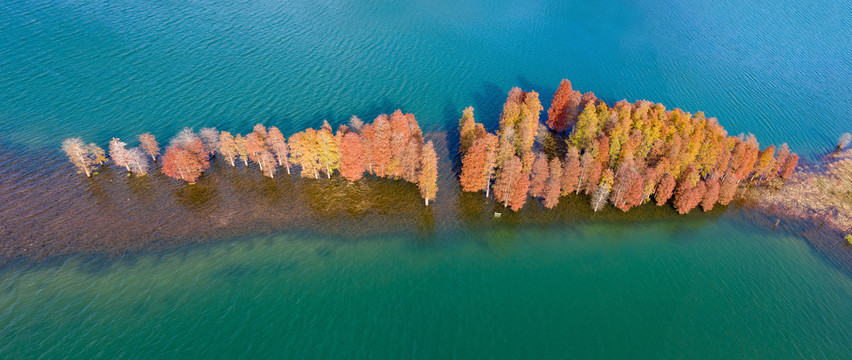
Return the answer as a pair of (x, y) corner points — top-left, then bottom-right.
(62, 138), (106, 177)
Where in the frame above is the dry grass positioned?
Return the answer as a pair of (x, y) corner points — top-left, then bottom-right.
(746, 149), (852, 236)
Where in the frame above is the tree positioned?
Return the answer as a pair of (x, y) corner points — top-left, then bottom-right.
(543, 158), (562, 208)
(400, 139), (421, 184)
(779, 153), (798, 179)
(289, 130), (321, 179)
(349, 115), (365, 132)
(235, 134), (249, 167)
(576, 151), (594, 194)
(109, 138), (131, 173)
(218, 131), (238, 167)
(340, 132), (366, 181)
(481, 134), (499, 198)
(161, 145), (208, 184)
(360, 123), (374, 173)
(494, 156), (523, 207)
(258, 150), (277, 178)
(674, 166), (703, 214)
(583, 161), (603, 195)
(718, 175), (738, 205)
(509, 169), (530, 211)
(62, 138), (106, 177)
(371, 114), (393, 177)
(591, 169), (614, 212)
(655, 173), (676, 206)
(419, 141), (438, 206)
(496, 124), (516, 170)
(517, 91), (542, 156)
(316, 122), (341, 178)
(460, 137), (488, 192)
(126, 147), (149, 176)
(458, 106), (477, 154)
(267, 126), (291, 174)
(138, 133), (160, 162)
(610, 158), (637, 210)
(546, 79), (573, 132)
(569, 103), (600, 148)
(702, 178), (720, 211)
(752, 145), (775, 181)
(561, 147), (581, 195)
(245, 125), (271, 172)
(529, 152), (549, 198)
(170, 128), (205, 155)
(199, 127), (220, 156)
(110, 138), (149, 176)
(162, 129), (209, 183)
(838, 133), (852, 150)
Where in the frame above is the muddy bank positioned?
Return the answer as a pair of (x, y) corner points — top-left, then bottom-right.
(0, 133), (834, 267)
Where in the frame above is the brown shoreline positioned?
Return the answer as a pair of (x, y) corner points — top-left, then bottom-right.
(1, 135), (848, 272)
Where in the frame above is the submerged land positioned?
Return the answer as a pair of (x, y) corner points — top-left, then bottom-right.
(6, 81), (849, 274)
(1, 134), (850, 276)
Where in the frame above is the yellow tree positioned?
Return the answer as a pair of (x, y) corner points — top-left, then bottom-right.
(419, 141), (438, 206)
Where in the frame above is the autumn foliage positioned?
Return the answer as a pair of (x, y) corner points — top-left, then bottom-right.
(161, 129), (210, 183)
(457, 79), (799, 213)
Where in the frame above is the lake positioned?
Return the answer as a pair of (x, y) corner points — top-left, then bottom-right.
(0, 0), (850, 358)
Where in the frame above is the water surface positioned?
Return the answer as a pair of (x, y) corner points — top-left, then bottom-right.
(0, 0), (850, 358)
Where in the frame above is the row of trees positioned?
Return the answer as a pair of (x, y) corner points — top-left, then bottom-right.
(61, 111), (439, 205)
(459, 80), (799, 214)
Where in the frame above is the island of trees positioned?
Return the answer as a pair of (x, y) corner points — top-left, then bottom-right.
(62, 79), (802, 216)
(458, 80), (799, 214)
(62, 110), (439, 205)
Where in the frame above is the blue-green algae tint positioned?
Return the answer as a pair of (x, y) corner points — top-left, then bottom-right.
(1, 221), (851, 358)
(0, 0), (850, 358)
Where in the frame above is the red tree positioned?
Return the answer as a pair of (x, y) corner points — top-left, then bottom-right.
(674, 180), (705, 214)
(718, 175), (739, 205)
(138, 133), (160, 162)
(561, 148), (581, 195)
(583, 161), (603, 195)
(779, 153), (798, 179)
(547, 79), (573, 132)
(509, 170), (530, 211)
(543, 158), (562, 208)
(655, 173), (676, 206)
(161, 144), (209, 184)
(339, 132), (366, 181)
(529, 152), (549, 198)
(702, 178), (720, 211)
(494, 156), (523, 208)
(460, 137), (487, 192)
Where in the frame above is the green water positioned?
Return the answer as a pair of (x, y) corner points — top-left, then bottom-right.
(1, 221), (850, 358)
(1, 0), (851, 358)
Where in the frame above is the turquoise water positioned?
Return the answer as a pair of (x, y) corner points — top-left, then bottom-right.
(1, 0), (851, 358)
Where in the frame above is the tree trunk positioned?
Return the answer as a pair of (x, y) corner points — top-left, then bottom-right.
(425, 198), (429, 206)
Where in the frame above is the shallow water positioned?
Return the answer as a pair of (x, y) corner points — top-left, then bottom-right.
(0, 0), (851, 358)
(1, 222), (851, 358)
